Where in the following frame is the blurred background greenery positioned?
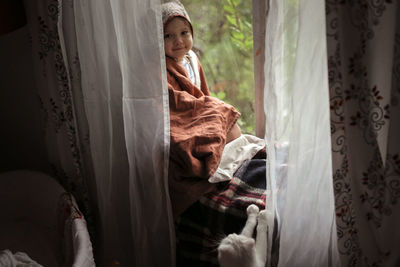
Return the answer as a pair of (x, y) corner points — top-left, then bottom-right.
(180, 0), (255, 134)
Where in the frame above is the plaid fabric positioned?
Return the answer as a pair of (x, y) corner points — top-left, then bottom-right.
(175, 150), (267, 267)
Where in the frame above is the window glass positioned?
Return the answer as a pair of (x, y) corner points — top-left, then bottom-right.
(180, 0), (255, 134)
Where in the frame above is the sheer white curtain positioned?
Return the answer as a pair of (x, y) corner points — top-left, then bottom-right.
(255, 0), (340, 265)
(72, 1), (174, 266)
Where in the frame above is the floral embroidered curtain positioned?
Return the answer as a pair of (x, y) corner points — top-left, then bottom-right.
(24, 0), (400, 266)
(23, 0), (97, 239)
(327, 1), (400, 266)
(24, 0), (174, 266)
(253, 0), (400, 265)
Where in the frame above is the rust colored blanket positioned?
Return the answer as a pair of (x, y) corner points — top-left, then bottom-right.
(166, 55), (240, 218)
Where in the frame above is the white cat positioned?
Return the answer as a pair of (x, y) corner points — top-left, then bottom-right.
(217, 204), (272, 267)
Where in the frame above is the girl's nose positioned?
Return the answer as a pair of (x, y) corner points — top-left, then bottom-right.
(175, 36), (183, 44)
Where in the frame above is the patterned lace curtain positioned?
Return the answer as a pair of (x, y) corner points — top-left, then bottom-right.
(24, 0), (174, 266)
(327, 1), (400, 266)
(23, 0), (97, 237)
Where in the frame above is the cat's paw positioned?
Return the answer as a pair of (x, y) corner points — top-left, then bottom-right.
(257, 209), (273, 229)
(246, 204), (259, 216)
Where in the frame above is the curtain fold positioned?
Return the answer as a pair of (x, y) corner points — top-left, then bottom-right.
(73, 1), (174, 266)
(326, 1), (400, 265)
(256, 0), (340, 265)
(24, 0), (97, 241)
(25, 0), (400, 266)
(26, 0), (174, 266)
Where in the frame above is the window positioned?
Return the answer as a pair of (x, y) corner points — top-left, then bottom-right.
(181, 0), (255, 134)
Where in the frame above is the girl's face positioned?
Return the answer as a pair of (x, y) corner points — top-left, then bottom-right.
(164, 17), (193, 62)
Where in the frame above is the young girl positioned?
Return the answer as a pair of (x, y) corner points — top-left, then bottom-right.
(162, 5), (271, 267)
(161, 1), (242, 218)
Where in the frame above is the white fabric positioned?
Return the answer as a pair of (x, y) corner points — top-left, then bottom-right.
(0, 250), (43, 267)
(181, 56), (196, 85)
(187, 49), (201, 87)
(260, 0), (340, 266)
(73, 1), (174, 266)
(180, 50), (201, 87)
(209, 134), (265, 183)
(71, 219), (95, 267)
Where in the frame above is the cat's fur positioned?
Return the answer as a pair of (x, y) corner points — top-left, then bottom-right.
(218, 204), (272, 267)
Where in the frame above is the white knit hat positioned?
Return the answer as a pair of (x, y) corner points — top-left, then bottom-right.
(161, 1), (193, 35)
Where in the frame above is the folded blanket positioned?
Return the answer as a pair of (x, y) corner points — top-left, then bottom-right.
(175, 148), (269, 266)
(209, 134), (265, 183)
(0, 250), (43, 267)
(166, 55), (240, 217)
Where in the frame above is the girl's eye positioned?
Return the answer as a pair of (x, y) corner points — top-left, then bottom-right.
(182, 31), (188, 35)
(164, 34), (171, 39)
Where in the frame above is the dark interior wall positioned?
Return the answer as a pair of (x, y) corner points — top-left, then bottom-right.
(0, 26), (48, 173)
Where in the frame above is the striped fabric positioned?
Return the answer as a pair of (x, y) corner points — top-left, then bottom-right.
(175, 149), (267, 267)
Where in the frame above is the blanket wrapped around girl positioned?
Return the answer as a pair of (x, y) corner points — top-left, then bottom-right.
(167, 53), (242, 218)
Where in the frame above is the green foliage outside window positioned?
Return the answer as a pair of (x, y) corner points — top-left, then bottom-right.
(181, 0), (255, 134)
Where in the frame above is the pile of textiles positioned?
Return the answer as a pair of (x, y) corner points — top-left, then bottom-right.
(166, 48), (279, 266)
(175, 147), (279, 267)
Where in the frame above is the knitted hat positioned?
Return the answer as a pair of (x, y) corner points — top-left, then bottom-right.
(161, 1), (193, 35)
